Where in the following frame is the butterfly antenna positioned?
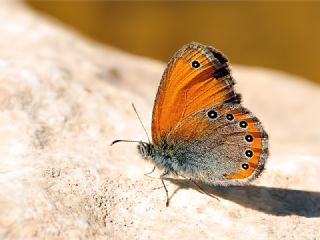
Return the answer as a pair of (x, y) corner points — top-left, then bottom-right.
(131, 103), (151, 143)
(110, 139), (146, 146)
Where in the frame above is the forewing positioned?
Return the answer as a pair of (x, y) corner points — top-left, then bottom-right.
(152, 42), (239, 145)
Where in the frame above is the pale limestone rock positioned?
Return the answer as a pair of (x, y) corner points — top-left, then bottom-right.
(0, 1), (319, 240)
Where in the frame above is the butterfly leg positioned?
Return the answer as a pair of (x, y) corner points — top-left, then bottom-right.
(160, 171), (170, 207)
(144, 166), (156, 176)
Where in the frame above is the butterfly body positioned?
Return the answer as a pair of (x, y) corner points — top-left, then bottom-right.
(137, 42), (268, 186)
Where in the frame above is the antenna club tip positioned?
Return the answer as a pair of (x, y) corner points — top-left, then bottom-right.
(110, 140), (121, 146)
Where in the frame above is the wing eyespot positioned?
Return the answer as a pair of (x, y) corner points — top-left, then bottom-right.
(191, 60), (201, 69)
(226, 114), (234, 121)
(207, 110), (218, 119)
(239, 121), (248, 128)
(241, 163), (249, 170)
(245, 134), (253, 142)
(245, 150), (253, 158)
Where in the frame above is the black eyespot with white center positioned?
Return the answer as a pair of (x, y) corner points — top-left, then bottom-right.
(241, 163), (249, 170)
(245, 135), (253, 142)
(207, 110), (218, 119)
(239, 121), (248, 128)
(245, 150), (253, 158)
(191, 60), (200, 69)
(226, 114), (234, 121)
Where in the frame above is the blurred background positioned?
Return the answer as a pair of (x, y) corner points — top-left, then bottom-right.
(26, 1), (320, 84)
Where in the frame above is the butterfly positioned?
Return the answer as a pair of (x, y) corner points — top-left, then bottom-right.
(112, 42), (269, 205)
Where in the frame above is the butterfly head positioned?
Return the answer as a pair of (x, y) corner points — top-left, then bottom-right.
(137, 142), (154, 159)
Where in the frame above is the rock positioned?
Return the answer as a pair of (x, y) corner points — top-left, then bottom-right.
(0, 1), (319, 240)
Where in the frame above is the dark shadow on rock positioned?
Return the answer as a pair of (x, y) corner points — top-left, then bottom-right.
(164, 178), (320, 218)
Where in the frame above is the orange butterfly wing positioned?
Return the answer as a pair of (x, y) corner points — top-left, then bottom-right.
(152, 42), (239, 145)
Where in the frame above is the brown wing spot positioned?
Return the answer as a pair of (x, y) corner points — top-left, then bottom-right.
(212, 50), (228, 64)
(213, 67), (230, 79)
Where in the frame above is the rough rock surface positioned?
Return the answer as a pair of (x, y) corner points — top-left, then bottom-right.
(0, 2), (320, 240)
